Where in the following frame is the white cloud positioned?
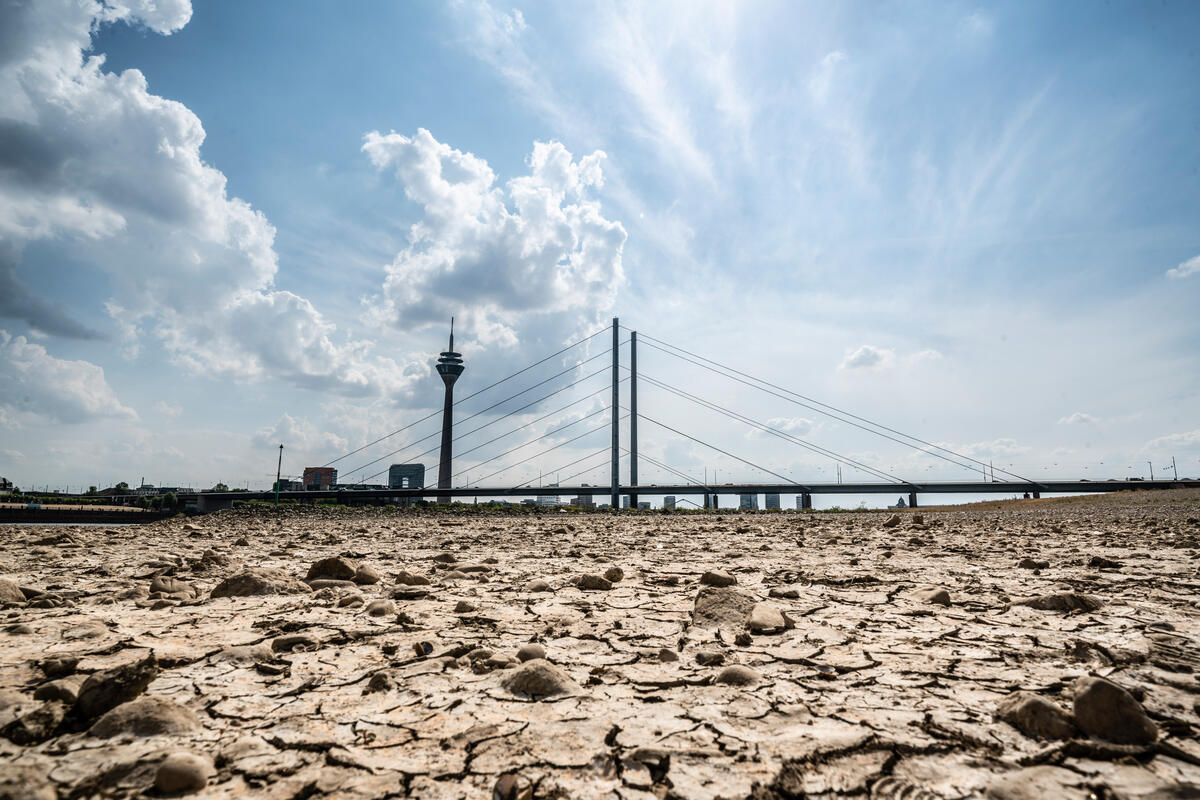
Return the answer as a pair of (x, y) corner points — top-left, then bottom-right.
(1166, 254), (1200, 279)
(1058, 411), (1099, 425)
(765, 416), (815, 437)
(1143, 428), (1200, 453)
(958, 438), (1030, 458)
(808, 50), (846, 105)
(154, 400), (182, 418)
(362, 128), (626, 352)
(0, 0), (410, 398)
(0, 330), (136, 423)
(2, 449), (23, 461)
(252, 413), (348, 456)
(839, 344), (894, 370)
(907, 348), (943, 364)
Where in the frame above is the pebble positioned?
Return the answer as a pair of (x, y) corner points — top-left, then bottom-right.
(575, 574), (612, 590)
(211, 568), (311, 598)
(366, 598), (396, 617)
(714, 665), (759, 686)
(603, 566), (625, 582)
(657, 647), (679, 662)
(154, 751), (215, 794)
(881, 514), (901, 528)
(1072, 676), (1158, 744)
(306, 556), (358, 581)
(365, 671), (398, 694)
(523, 579), (552, 592)
(454, 600), (477, 613)
(500, 659), (579, 699)
(33, 675), (84, 705)
(73, 653), (158, 721)
(516, 643), (546, 662)
(271, 633), (320, 652)
(39, 656), (78, 678)
(995, 691), (1078, 740)
(695, 651), (725, 666)
(354, 564), (382, 584)
(914, 587), (952, 606)
(693, 585), (757, 629)
(700, 570), (737, 587)
(747, 602), (790, 634)
(395, 571), (432, 586)
(1016, 593), (1101, 612)
(1018, 557), (1049, 570)
(89, 695), (201, 738)
(0, 579), (26, 604)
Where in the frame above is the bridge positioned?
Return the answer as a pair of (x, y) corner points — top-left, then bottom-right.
(105, 318), (1195, 513)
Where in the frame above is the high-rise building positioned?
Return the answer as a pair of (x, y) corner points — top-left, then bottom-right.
(739, 493), (758, 511)
(765, 493), (780, 510)
(435, 319), (464, 503)
(302, 467), (337, 490)
(663, 495), (676, 510)
(537, 484), (562, 506)
(388, 464), (425, 490)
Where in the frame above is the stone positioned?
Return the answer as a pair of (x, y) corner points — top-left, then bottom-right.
(914, 587), (952, 606)
(366, 670), (398, 694)
(604, 566), (625, 582)
(155, 751), (215, 794)
(747, 602), (791, 634)
(354, 564), (382, 584)
(692, 585), (757, 629)
(72, 652), (158, 721)
(366, 598), (395, 617)
(272, 633), (320, 652)
(1072, 676), (1158, 744)
(40, 655), (78, 678)
(881, 514), (901, 528)
(433, 552), (458, 563)
(1088, 555), (1121, 569)
(1016, 593), (1101, 612)
(34, 675), (85, 704)
(0, 579), (25, 604)
(714, 665), (760, 686)
(150, 575), (196, 597)
(700, 570), (737, 587)
(500, 659), (580, 699)
(575, 574), (612, 590)
(215, 644), (274, 664)
(523, 579), (552, 592)
(985, 766), (1086, 800)
(454, 600), (477, 613)
(695, 651), (725, 666)
(306, 556), (358, 581)
(2, 701), (66, 745)
(995, 691), (1078, 740)
(337, 590), (365, 607)
(0, 764), (56, 800)
(211, 568), (311, 598)
(516, 643), (546, 662)
(89, 695), (201, 738)
(657, 647), (679, 662)
(493, 773), (534, 800)
(395, 570), (432, 586)
(1018, 557), (1049, 569)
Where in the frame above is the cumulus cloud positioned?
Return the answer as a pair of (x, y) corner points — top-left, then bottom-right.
(0, 242), (101, 338)
(1166, 254), (1200, 279)
(958, 438), (1030, 458)
(765, 416), (815, 436)
(252, 413), (348, 458)
(0, 0), (412, 398)
(1143, 428), (1200, 453)
(362, 128), (626, 353)
(1058, 411), (1099, 425)
(0, 330), (136, 423)
(839, 344), (893, 370)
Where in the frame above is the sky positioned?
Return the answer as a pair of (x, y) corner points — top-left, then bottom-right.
(1, 0), (1198, 506)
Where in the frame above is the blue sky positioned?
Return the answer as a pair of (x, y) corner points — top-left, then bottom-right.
(1, 0), (1198, 502)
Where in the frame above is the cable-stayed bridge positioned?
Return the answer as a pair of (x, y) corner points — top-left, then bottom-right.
(124, 318), (1195, 512)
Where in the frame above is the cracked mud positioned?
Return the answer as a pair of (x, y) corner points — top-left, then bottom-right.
(2, 489), (1199, 798)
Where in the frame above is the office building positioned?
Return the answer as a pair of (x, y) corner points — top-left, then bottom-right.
(739, 493), (758, 511)
(765, 493), (780, 510)
(302, 467), (337, 491)
(388, 464), (425, 490)
(663, 496), (676, 510)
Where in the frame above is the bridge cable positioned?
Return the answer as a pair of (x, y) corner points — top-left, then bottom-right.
(633, 370), (911, 485)
(634, 411), (803, 488)
(632, 332), (1035, 484)
(338, 349), (616, 480)
(322, 326), (610, 468)
(463, 414), (625, 488)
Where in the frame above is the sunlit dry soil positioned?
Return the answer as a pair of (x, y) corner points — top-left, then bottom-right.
(1, 490), (1198, 799)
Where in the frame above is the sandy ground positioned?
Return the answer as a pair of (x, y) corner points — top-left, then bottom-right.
(1, 490), (1198, 799)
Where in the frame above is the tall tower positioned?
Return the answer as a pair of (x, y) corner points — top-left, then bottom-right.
(435, 317), (464, 504)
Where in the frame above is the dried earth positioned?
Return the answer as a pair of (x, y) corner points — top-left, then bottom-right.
(1, 489), (1199, 799)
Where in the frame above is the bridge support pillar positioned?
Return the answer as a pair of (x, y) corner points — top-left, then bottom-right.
(197, 495), (233, 514)
(908, 492), (918, 509)
(1032, 491), (1040, 499)
(801, 493), (812, 509)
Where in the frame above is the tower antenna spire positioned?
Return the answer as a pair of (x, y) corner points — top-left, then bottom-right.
(449, 316), (454, 352)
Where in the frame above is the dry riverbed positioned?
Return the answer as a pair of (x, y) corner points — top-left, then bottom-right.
(1, 490), (1198, 799)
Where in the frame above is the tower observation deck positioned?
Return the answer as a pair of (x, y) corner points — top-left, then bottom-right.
(435, 318), (464, 503)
